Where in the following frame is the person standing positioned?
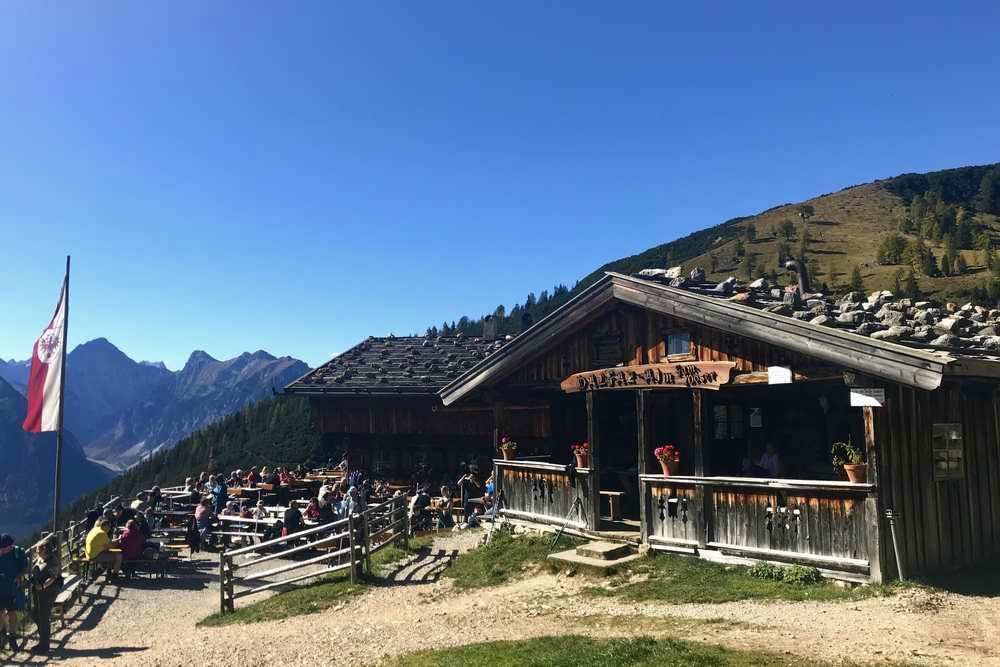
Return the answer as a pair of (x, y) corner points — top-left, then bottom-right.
(29, 536), (62, 655)
(0, 534), (28, 653)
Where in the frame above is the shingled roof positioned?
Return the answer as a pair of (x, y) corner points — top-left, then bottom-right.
(285, 335), (510, 397)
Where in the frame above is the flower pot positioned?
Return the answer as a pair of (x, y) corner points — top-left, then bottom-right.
(575, 453), (589, 468)
(843, 463), (867, 483)
(500, 448), (514, 461)
(659, 459), (680, 476)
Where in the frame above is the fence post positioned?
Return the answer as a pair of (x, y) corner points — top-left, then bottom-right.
(400, 497), (408, 549)
(219, 556), (227, 613)
(348, 515), (357, 584)
(362, 510), (372, 575)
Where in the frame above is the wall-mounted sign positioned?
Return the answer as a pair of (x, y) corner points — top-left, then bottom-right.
(850, 387), (885, 407)
(560, 361), (736, 393)
(767, 366), (793, 384)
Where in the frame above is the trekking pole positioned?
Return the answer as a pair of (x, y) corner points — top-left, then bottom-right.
(549, 496), (586, 552)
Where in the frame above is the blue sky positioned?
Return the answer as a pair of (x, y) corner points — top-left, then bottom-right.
(2, 2), (998, 370)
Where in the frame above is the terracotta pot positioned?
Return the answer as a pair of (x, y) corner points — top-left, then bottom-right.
(843, 463), (867, 483)
(575, 453), (589, 468)
(659, 459), (680, 476)
(500, 448), (514, 461)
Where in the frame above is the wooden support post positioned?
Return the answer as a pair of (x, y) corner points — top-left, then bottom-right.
(219, 557), (228, 613)
(586, 391), (601, 531)
(863, 405), (884, 583)
(637, 390), (651, 541)
(348, 516), (357, 584)
(363, 511), (372, 575)
(492, 400), (504, 455)
(691, 389), (709, 548)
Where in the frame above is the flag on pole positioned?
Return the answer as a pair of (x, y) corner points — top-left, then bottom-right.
(22, 282), (68, 433)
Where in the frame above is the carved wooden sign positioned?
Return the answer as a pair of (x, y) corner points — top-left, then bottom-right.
(560, 361), (736, 393)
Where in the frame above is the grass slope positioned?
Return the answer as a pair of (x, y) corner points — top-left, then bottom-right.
(444, 530), (581, 591)
(386, 635), (835, 667)
(585, 553), (896, 604)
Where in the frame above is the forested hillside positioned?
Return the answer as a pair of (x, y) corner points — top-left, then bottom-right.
(430, 162), (1000, 338)
(58, 396), (326, 526)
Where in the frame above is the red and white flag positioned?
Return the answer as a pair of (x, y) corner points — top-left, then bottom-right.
(22, 282), (67, 433)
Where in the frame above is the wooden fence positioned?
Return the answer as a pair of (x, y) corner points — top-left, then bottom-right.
(641, 475), (877, 576)
(495, 459), (595, 531)
(218, 495), (408, 613)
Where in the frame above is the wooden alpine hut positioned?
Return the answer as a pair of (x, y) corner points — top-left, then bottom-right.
(437, 270), (1000, 582)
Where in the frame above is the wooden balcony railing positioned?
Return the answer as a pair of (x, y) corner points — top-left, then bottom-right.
(494, 459), (596, 531)
(640, 475), (879, 576)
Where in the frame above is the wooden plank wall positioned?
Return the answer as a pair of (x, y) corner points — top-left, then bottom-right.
(876, 381), (1000, 577)
(500, 305), (825, 387)
(647, 482), (703, 546)
(497, 463), (594, 529)
(310, 397), (550, 438)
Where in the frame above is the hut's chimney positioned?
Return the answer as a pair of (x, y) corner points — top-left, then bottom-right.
(483, 315), (497, 341)
(783, 259), (811, 293)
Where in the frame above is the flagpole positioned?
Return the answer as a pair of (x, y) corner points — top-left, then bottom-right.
(52, 255), (70, 534)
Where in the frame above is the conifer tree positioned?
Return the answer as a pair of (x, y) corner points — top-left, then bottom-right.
(850, 266), (865, 293)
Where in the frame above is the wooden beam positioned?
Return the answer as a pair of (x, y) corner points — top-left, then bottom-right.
(586, 391), (600, 531)
(637, 390), (651, 541)
(863, 405), (884, 583)
(691, 389), (708, 548)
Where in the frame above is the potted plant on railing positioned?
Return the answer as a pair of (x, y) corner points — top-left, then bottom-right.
(499, 436), (517, 460)
(571, 441), (589, 468)
(832, 440), (867, 483)
(654, 444), (681, 476)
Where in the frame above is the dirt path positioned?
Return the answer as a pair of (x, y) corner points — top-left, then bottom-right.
(12, 531), (1000, 666)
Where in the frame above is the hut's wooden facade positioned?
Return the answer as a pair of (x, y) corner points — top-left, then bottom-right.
(436, 273), (1000, 582)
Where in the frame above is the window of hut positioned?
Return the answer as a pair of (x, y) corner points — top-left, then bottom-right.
(712, 404), (744, 440)
(664, 330), (692, 359)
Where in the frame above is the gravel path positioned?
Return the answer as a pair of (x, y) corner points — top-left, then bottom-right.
(8, 531), (1000, 666)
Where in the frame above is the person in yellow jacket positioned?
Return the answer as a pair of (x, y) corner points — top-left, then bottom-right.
(84, 520), (122, 577)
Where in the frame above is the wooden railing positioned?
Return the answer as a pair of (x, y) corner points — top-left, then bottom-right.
(641, 475), (878, 575)
(218, 494), (408, 612)
(495, 459), (596, 531)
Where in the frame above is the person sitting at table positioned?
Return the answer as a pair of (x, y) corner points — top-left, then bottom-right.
(278, 467), (295, 485)
(84, 501), (104, 530)
(282, 505), (304, 536)
(211, 475), (228, 514)
(408, 486), (432, 531)
(227, 470), (241, 488)
(239, 503), (254, 520)
(196, 472), (209, 493)
(304, 497), (321, 521)
(245, 467), (261, 487)
(342, 485), (366, 517)
(118, 519), (146, 562)
(141, 486), (163, 511)
(756, 442), (784, 478)
(183, 477), (200, 504)
(437, 486), (455, 529)
(252, 500), (267, 520)
(222, 501), (240, 516)
(194, 498), (215, 542)
(85, 519), (123, 576)
(317, 498), (337, 524)
(318, 480), (337, 505)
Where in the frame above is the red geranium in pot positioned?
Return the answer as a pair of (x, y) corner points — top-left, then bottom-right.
(571, 441), (590, 468)
(654, 444), (681, 476)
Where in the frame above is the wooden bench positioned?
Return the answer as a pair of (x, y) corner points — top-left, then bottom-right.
(52, 574), (84, 627)
(600, 491), (625, 521)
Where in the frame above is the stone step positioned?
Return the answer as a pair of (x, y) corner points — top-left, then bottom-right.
(575, 540), (634, 561)
(548, 546), (642, 574)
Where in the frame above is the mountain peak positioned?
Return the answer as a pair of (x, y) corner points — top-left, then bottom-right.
(183, 350), (218, 370)
(140, 360), (170, 371)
